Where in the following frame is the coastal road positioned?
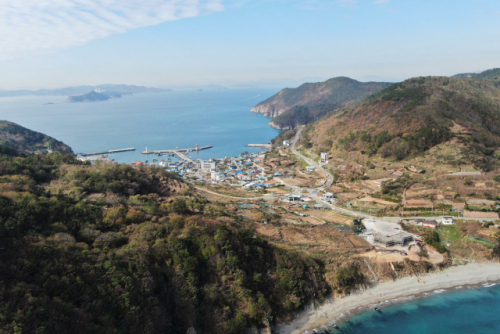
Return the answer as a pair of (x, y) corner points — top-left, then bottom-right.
(291, 126), (334, 188)
(194, 186), (272, 201)
(288, 126), (372, 217)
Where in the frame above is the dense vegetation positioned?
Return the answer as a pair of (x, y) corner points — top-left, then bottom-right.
(338, 123), (453, 160)
(0, 120), (72, 154)
(271, 104), (338, 129)
(0, 145), (330, 334)
(303, 75), (500, 168)
(453, 68), (500, 80)
(253, 77), (392, 129)
(424, 231), (448, 254)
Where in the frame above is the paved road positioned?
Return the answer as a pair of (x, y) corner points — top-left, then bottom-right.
(194, 186), (271, 201)
(290, 126), (334, 188)
(382, 216), (499, 223)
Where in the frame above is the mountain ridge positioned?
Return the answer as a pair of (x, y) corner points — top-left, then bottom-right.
(251, 77), (393, 129)
(300, 74), (500, 170)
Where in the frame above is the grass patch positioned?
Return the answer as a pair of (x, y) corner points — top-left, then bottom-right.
(438, 225), (464, 243)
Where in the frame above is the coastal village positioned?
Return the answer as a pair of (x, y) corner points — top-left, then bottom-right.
(77, 133), (500, 273)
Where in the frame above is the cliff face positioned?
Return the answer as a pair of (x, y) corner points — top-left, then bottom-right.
(268, 120), (293, 130)
(250, 89), (293, 117)
(251, 77), (393, 128)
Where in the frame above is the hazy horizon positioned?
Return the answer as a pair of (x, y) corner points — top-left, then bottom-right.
(1, 0), (499, 90)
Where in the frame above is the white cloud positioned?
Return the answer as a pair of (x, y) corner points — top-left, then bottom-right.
(0, 0), (224, 61)
(372, 0), (390, 4)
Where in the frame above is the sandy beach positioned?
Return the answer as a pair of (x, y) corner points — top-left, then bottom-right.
(275, 262), (500, 334)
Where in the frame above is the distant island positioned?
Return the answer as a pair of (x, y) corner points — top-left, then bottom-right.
(65, 91), (122, 103)
(0, 84), (171, 98)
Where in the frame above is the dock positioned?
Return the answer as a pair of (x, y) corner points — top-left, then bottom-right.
(246, 144), (272, 149)
(79, 148), (136, 157)
(141, 145), (212, 162)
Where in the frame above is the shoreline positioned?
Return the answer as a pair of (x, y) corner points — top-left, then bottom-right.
(275, 262), (500, 334)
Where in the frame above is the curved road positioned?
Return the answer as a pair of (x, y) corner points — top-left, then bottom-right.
(291, 126), (334, 188)
(289, 126), (374, 218)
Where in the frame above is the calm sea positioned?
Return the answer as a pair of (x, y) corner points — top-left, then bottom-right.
(328, 284), (500, 334)
(0, 89), (280, 163)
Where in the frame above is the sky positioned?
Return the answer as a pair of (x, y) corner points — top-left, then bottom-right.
(1, 0), (499, 89)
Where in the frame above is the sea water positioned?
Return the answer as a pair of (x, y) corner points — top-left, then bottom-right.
(328, 284), (500, 334)
(0, 89), (280, 162)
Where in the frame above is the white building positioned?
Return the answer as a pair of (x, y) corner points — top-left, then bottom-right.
(321, 192), (335, 203)
(320, 152), (329, 164)
(200, 161), (216, 171)
(283, 140), (290, 147)
(441, 216), (454, 225)
(211, 172), (225, 182)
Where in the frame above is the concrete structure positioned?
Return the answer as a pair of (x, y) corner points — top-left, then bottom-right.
(449, 171), (482, 176)
(247, 144), (272, 149)
(283, 140), (290, 147)
(79, 148), (136, 157)
(441, 216), (454, 225)
(362, 218), (415, 248)
(142, 145), (212, 155)
(211, 172), (225, 182)
(374, 232), (414, 247)
(320, 152), (329, 164)
(200, 161), (216, 171)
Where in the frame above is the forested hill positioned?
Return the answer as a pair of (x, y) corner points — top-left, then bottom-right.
(0, 120), (72, 154)
(0, 133), (333, 333)
(452, 68), (500, 80)
(251, 77), (393, 129)
(303, 75), (500, 170)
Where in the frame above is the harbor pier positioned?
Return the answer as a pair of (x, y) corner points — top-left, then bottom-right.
(246, 144), (272, 149)
(79, 148), (136, 157)
(141, 145), (212, 162)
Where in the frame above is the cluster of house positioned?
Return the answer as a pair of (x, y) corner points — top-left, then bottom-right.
(142, 151), (288, 190)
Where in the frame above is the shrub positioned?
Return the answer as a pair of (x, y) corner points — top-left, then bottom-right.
(334, 265), (364, 294)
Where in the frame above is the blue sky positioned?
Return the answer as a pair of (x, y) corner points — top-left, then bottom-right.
(1, 0), (499, 89)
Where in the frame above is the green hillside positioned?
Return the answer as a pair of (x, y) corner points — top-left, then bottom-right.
(472, 68), (500, 80)
(0, 136), (333, 333)
(304, 75), (500, 171)
(251, 77), (393, 129)
(452, 68), (500, 80)
(0, 121), (73, 154)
